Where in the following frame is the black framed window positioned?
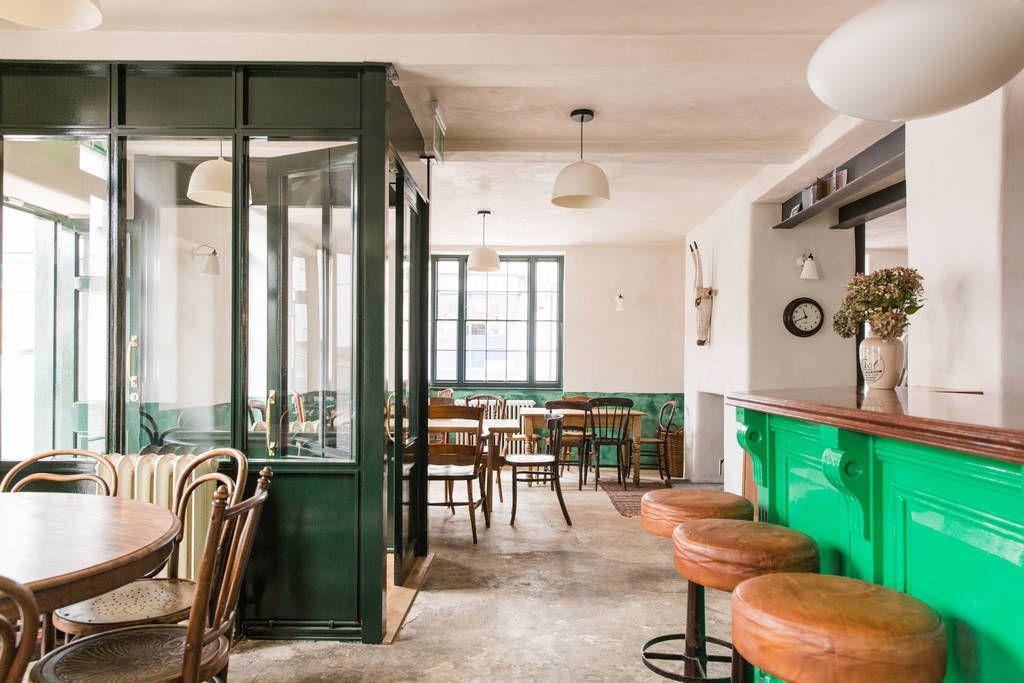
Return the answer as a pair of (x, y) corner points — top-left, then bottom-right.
(431, 255), (563, 387)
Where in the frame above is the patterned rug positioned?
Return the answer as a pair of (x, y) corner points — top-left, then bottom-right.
(598, 479), (723, 518)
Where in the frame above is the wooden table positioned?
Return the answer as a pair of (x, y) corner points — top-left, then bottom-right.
(519, 407), (647, 486)
(0, 493), (180, 619)
(427, 418), (519, 527)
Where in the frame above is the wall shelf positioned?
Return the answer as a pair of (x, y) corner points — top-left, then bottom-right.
(772, 152), (906, 230)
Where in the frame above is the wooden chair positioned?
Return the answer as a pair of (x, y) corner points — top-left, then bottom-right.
(52, 448), (249, 640)
(637, 400), (678, 483)
(434, 388), (454, 399)
(465, 394), (505, 494)
(583, 397), (635, 491)
(0, 576), (40, 683)
(427, 405), (487, 544)
(31, 467), (274, 683)
(0, 450), (118, 496)
(428, 396), (455, 406)
(543, 399), (588, 478)
(508, 415), (571, 527)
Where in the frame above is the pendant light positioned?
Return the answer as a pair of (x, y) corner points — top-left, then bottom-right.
(187, 140), (233, 208)
(808, 0), (1024, 121)
(551, 108), (609, 208)
(468, 210), (500, 273)
(0, 0), (102, 31)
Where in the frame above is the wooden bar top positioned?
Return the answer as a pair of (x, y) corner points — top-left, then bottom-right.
(725, 387), (1024, 465)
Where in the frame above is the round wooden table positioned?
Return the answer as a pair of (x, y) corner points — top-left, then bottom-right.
(0, 493), (180, 618)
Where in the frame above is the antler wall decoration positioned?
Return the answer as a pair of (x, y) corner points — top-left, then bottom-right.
(689, 242), (715, 346)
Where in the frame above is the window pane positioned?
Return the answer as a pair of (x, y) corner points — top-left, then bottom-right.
(467, 270), (488, 293)
(536, 292), (558, 321)
(435, 350), (457, 381)
(485, 352), (506, 382)
(537, 260), (559, 292)
(486, 321), (507, 350)
(2, 137), (109, 459)
(467, 292), (487, 320)
(535, 351), (556, 382)
(507, 321), (528, 351)
(507, 291), (528, 321)
(536, 321), (557, 351)
(487, 293), (507, 321)
(507, 352), (528, 381)
(487, 268), (507, 293)
(466, 351), (485, 381)
(507, 261), (529, 290)
(436, 321), (457, 350)
(436, 291), (459, 320)
(466, 321), (487, 350)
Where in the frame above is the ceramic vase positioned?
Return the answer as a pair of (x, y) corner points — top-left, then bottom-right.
(859, 334), (905, 389)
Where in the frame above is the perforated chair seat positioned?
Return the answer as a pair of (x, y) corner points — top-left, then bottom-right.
(53, 579), (195, 636)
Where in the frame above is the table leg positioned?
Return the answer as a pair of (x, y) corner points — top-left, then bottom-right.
(633, 417), (642, 487)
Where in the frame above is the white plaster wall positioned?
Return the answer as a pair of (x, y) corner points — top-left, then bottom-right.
(430, 244), (686, 393)
(906, 87), (1009, 394)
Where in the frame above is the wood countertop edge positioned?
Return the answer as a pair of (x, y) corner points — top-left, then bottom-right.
(725, 392), (1024, 466)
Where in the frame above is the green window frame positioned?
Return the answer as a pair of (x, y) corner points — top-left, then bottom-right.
(431, 254), (563, 388)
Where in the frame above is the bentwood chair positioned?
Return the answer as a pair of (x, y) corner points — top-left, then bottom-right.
(31, 468), (274, 683)
(508, 414), (572, 526)
(427, 405), (487, 544)
(53, 449), (249, 640)
(544, 399), (588, 478)
(466, 394), (506, 497)
(0, 576), (40, 683)
(435, 388), (455, 399)
(583, 397), (635, 491)
(637, 400), (678, 483)
(0, 450), (118, 496)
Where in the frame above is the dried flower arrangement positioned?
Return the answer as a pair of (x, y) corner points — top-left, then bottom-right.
(833, 267), (925, 341)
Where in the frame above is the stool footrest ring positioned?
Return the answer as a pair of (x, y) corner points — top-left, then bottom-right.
(641, 633), (733, 682)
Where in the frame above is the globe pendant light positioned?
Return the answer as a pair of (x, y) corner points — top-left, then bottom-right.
(468, 210), (500, 273)
(808, 0), (1024, 121)
(187, 140), (233, 208)
(552, 108), (609, 208)
(0, 0), (102, 31)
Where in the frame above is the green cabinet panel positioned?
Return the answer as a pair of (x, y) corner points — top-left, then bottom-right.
(239, 460), (361, 640)
(737, 411), (1024, 683)
(120, 65), (235, 127)
(0, 64), (110, 128)
(244, 67), (360, 129)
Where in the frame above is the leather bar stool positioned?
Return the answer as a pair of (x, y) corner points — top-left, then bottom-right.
(646, 518), (819, 682)
(731, 573), (947, 683)
(638, 490), (754, 681)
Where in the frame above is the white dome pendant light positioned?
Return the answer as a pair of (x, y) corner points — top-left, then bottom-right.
(187, 140), (233, 208)
(0, 0), (102, 31)
(808, 0), (1024, 121)
(552, 108), (609, 208)
(468, 210), (500, 273)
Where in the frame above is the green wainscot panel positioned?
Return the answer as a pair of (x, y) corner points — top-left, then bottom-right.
(238, 458), (362, 641)
(737, 410), (1024, 683)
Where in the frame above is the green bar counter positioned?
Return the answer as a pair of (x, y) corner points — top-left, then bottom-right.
(726, 387), (1024, 683)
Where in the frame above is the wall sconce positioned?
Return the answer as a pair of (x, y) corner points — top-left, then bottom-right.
(192, 244), (221, 276)
(797, 250), (820, 280)
(615, 293), (625, 312)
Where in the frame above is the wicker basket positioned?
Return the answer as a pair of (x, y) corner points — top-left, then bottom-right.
(667, 428), (686, 478)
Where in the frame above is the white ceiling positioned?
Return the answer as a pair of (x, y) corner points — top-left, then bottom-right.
(0, 0), (882, 245)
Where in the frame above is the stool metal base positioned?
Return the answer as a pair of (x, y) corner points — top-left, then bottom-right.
(641, 633), (732, 682)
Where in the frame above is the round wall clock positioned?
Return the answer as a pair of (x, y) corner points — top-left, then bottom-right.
(783, 297), (824, 337)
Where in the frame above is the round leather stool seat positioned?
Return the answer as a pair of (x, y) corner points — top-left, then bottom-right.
(732, 573), (947, 683)
(640, 489), (753, 537)
(672, 519), (819, 592)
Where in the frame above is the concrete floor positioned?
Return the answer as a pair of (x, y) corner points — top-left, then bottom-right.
(231, 472), (731, 682)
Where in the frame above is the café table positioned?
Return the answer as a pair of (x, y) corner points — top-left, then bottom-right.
(427, 418), (519, 527)
(0, 493), (180, 625)
(519, 407), (647, 487)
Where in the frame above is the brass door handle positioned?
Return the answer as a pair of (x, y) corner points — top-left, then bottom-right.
(127, 335), (140, 402)
(266, 390), (277, 450)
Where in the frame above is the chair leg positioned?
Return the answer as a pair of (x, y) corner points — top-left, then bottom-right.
(552, 464), (572, 526)
(510, 465), (519, 526)
(496, 465), (504, 503)
(466, 480), (478, 545)
(216, 658), (230, 682)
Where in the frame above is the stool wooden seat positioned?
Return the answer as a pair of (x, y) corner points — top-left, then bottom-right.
(673, 519), (818, 592)
(640, 489), (753, 537)
(732, 573), (947, 683)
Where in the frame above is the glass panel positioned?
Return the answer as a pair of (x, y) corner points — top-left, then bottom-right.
(2, 137), (108, 459)
(507, 321), (528, 351)
(125, 138), (231, 453)
(248, 139), (357, 459)
(436, 291), (458, 320)
(536, 291), (558, 321)
(535, 321), (557, 351)
(435, 320), (457, 351)
(466, 351), (485, 381)
(507, 291), (528, 321)
(466, 321), (487, 350)
(535, 351), (557, 382)
(536, 259), (559, 292)
(507, 351), (528, 381)
(435, 350), (457, 381)
(466, 292), (487, 320)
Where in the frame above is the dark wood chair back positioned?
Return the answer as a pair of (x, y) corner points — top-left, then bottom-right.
(562, 395), (590, 403)
(162, 448), (249, 580)
(466, 394), (506, 420)
(545, 415), (565, 461)
(182, 467), (273, 681)
(0, 450), (118, 496)
(657, 400), (679, 433)
(586, 397), (634, 445)
(427, 405), (484, 469)
(544, 399), (587, 411)
(0, 576), (40, 683)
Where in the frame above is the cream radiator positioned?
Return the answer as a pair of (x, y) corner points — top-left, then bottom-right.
(504, 399), (536, 455)
(106, 452), (219, 580)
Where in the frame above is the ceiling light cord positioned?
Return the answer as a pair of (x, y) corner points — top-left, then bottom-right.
(579, 118), (584, 161)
